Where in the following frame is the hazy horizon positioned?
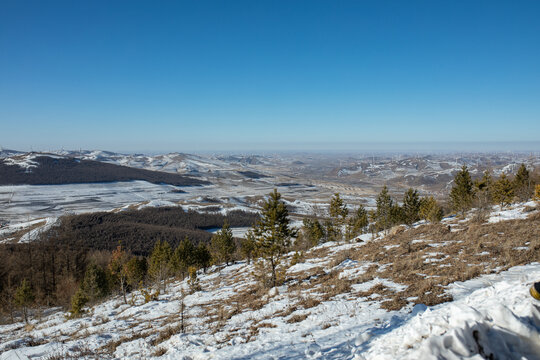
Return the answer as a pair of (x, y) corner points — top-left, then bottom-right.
(3, 141), (540, 156)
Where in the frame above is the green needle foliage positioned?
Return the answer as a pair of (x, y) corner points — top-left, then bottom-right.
(514, 164), (532, 201)
(493, 173), (514, 209)
(402, 188), (421, 227)
(148, 240), (172, 293)
(14, 279), (34, 324)
(374, 185), (394, 233)
(210, 221), (236, 266)
(419, 196), (444, 223)
(450, 165), (475, 215)
(253, 189), (296, 288)
(329, 193), (348, 241)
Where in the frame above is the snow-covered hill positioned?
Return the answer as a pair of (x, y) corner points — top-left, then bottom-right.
(1, 203), (539, 359)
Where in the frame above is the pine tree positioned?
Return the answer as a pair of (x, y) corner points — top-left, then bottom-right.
(81, 263), (109, 303)
(108, 245), (130, 304)
(346, 205), (369, 240)
(194, 243), (211, 272)
(374, 185), (394, 234)
(390, 203), (404, 226)
(148, 240), (172, 293)
(402, 188), (421, 227)
(210, 221), (236, 266)
(170, 236), (196, 279)
(302, 218), (325, 246)
(187, 266), (201, 294)
(493, 173), (514, 208)
(14, 279), (34, 323)
(124, 256), (147, 291)
(513, 164), (532, 201)
(70, 288), (88, 316)
(450, 165), (474, 215)
(419, 196), (444, 223)
(474, 170), (494, 209)
(329, 193), (348, 241)
(240, 230), (256, 264)
(252, 189), (296, 288)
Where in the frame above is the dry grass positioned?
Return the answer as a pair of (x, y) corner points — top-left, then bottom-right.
(287, 313), (309, 324)
(278, 213), (539, 317)
(151, 323), (183, 346)
(346, 214), (540, 308)
(152, 347), (167, 357)
(148, 212), (540, 337)
(297, 296), (321, 309)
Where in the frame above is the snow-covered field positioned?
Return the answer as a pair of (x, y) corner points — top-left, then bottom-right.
(0, 180), (325, 242)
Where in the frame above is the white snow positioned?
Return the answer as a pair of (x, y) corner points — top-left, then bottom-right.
(2, 155), (39, 171)
(488, 201), (538, 223)
(1, 250), (540, 360)
(18, 217), (57, 243)
(363, 263), (540, 360)
(137, 199), (178, 210)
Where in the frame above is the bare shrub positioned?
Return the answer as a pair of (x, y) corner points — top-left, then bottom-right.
(287, 313), (309, 323)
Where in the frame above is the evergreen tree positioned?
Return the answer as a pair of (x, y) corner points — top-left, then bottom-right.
(419, 196), (444, 223)
(324, 219), (337, 242)
(513, 164), (532, 201)
(450, 165), (474, 215)
(302, 218), (325, 246)
(329, 193), (348, 241)
(187, 266), (201, 293)
(374, 185), (394, 234)
(210, 221), (236, 266)
(194, 243), (211, 272)
(535, 184), (540, 202)
(493, 173), (514, 208)
(14, 279), (34, 324)
(70, 289), (88, 316)
(346, 204), (369, 240)
(148, 240), (172, 293)
(240, 230), (256, 264)
(81, 263), (109, 303)
(402, 188), (421, 226)
(108, 245), (130, 304)
(474, 170), (494, 209)
(390, 203), (404, 226)
(124, 256), (147, 291)
(252, 189), (296, 288)
(170, 236), (196, 279)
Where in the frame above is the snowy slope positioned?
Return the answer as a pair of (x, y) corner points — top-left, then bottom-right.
(1, 209), (539, 360)
(1, 261), (539, 360)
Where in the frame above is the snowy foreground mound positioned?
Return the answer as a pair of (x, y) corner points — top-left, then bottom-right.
(1, 263), (540, 360)
(365, 264), (540, 360)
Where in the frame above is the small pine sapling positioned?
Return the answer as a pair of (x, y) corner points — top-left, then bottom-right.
(14, 279), (35, 324)
(187, 266), (201, 293)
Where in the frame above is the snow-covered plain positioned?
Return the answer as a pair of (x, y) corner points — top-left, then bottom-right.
(0, 180), (323, 243)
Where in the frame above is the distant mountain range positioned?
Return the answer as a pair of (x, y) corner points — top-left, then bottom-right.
(0, 152), (209, 186)
(1, 149), (538, 194)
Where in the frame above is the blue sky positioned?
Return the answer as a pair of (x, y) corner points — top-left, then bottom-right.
(1, 1), (539, 152)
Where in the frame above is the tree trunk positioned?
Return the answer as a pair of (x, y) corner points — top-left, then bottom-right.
(121, 280), (127, 304)
(270, 257), (276, 288)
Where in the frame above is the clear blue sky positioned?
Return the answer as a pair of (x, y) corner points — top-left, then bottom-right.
(1, 1), (539, 153)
